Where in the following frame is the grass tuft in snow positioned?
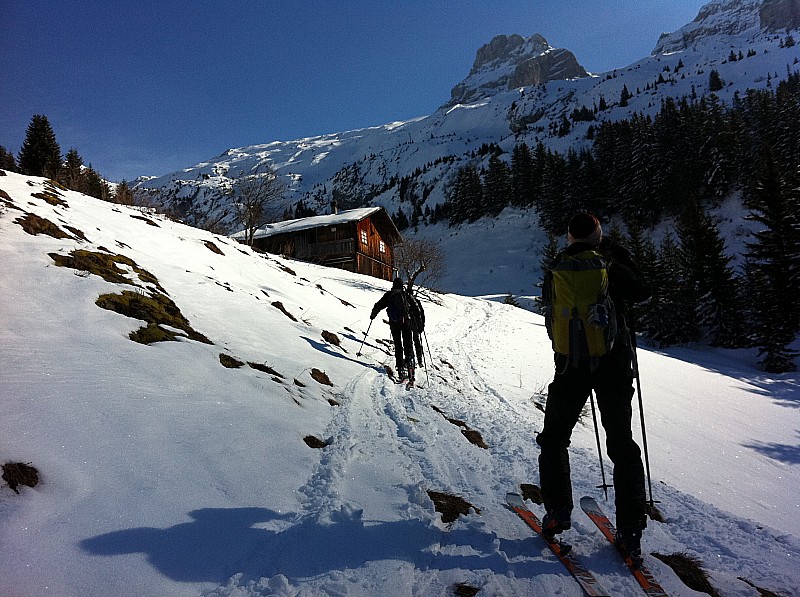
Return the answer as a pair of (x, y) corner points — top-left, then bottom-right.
(322, 330), (342, 347)
(737, 576), (782, 597)
(49, 249), (165, 291)
(520, 483), (544, 504)
(310, 368), (333, 386)
(430, 405), (488, 449)
(427, 490), (480, 523)
(652, 552), (719, 596)
(248, 362), (284, 378)
(272, 301), (298, 322)
(204, 241), (224, 255)
(32, 191), (67, 207)
(1, 462), (40, 494)
(219, 354), (245, 368)
(452, 582), (480, 597)
(95, 290), (212, 345)
(16, 213), (72, 238)
(303, 436), (328, 449)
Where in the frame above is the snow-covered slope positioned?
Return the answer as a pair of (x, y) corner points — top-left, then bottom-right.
(2, 172), (799, 596)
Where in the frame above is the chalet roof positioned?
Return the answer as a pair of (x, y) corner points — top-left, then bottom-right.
(232, 207), (401, 243)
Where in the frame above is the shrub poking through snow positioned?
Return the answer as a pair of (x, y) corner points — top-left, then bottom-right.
(520, 483), (544, 504)
(453, 583), (480, 597)
(271, 301), (297, 322)
(49, 249), (166, 291)
(219, 354), (244, 368)
(248, 362), (283, 378)
(430, 405), (488, 449)
(310, 368), (333, 386)
(96, 290), (212, 345)
(321, 330), (341, 347)
(2, 462), (40, 494)
(427, 490), (479, 523)
(16, 213), (71, 238)
(32, 190), (67, 207)
(204, 241), (224, 255)
(652, 552), (719, 596)
(303, 436), (327, 449)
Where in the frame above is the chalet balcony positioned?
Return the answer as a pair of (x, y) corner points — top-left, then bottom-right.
(299, 239), (355, 260)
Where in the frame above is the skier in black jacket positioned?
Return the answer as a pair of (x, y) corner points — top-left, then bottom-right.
(371, 278), (416, 382)
(537, 212), (651, 563)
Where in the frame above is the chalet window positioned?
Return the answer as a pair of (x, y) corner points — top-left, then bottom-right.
(361, 230), (368, 245)
(379, 240), (386, 253)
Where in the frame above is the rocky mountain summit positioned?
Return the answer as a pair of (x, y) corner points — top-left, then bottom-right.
(447, 33), (589, 106)
(653, 0), (798, 54)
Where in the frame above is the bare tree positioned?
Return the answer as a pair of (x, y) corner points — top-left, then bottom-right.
(231, 164), (287, 245)
(394, 237), (447, 291)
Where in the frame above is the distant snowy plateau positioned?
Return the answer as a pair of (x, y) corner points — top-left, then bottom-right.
(137, 0), (800, 296)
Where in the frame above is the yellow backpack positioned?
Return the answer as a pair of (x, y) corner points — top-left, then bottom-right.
(544, 249), (618, 363)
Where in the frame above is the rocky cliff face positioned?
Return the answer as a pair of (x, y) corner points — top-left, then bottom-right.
(653, 0), (799, 55)
(447, 34), (588, 106)
(760, 0), (800, 31)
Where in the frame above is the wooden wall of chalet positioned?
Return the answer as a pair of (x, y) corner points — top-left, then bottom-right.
(356, 218), (393, 281)
(251, 214), (395, 281)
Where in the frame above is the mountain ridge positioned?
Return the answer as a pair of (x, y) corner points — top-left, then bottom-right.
(136, 0), (800, 296)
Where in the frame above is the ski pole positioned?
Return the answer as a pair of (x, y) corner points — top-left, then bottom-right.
(630, 339), (657, 508)
(422, 330), (434, 385)
(356, 319), (373, 357)
(589, 391), (612, 500)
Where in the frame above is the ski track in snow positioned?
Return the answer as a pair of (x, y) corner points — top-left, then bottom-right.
(215, 294), (800, 596)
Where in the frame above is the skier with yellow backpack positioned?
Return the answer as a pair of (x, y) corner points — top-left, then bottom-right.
(537, 212), (651, 564)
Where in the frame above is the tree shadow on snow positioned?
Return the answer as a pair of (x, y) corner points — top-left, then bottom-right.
(742, 430), (800, 464)
(80, 507), (552, 585)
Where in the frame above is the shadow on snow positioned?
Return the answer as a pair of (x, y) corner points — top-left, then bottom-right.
(80, 507), (553, 585)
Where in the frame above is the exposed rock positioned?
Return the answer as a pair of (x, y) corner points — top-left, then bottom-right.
(760, 0), (800, 31)
(651, 0), (790, 55)
(447, 34), (588, 106)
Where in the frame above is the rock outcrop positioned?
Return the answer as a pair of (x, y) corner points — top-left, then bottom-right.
(447, 34), (588, 106)
(760, 0), (800, 31)
(653, 0), (800, 55)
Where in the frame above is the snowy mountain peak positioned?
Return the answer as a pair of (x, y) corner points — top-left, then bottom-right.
(447, 33), (589, 106)
(653, 0), (799, 55)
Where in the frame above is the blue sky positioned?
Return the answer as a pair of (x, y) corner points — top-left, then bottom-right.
(1, 1), (708, 182)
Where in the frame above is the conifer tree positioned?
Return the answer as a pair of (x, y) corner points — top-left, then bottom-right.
(643, 233), (694, 346)
(708, 69), (724, 92)
(624, 221), (659, 334)
(448, 164), (483, 225)
(744, 150), (800, 372)
(81, 165), (110, 201)
(17, 114), (62, 178)
(0, 145), (17, 172)
(675, 199), (741, 345)
(511, 142), (534, 207)
(483, 154), (512, 216)
(62, 148), (85, 192)
(535, 233), (561, 315)
(114, 180), (135, 205)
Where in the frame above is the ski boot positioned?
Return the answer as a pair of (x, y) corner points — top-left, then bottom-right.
(615, 529), (643, 569)
(541, 507), (572, 539)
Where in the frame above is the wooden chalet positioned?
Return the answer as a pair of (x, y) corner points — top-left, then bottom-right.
(239, 206), (402, 281)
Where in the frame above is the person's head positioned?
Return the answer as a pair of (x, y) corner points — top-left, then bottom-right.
(392, 277), (404, 290)
(567, 213), (602, 247)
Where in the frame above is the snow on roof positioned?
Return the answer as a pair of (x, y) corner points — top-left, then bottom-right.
(232, 207), (382, 241)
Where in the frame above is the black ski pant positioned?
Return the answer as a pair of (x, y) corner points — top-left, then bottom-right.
(536, 342), (647, 533)
(390, 322), (414, 372)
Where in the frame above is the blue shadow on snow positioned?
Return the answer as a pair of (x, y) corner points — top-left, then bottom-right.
(80, 507), (555, 585)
